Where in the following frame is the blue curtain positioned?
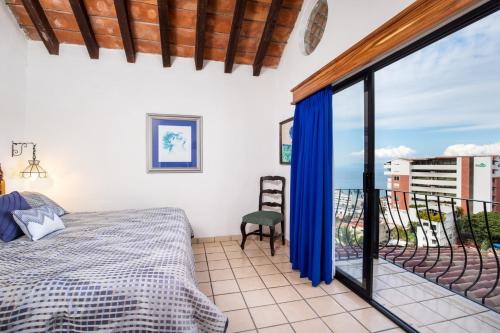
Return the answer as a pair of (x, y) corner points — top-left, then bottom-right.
(290, 87), (333, 287)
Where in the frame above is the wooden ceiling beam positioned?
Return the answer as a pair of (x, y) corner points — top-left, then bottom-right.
(113, 0), (135, 63)
(157, 0), (171, 67)
(69, 0), (98, 59)
(21, 0), (59, 55)
(224, 0), (247, 73)
(195, 0), (207, 70)
(253, 0), (282, 76)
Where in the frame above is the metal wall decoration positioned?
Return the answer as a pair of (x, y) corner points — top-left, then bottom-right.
(11, 142), (48, 178)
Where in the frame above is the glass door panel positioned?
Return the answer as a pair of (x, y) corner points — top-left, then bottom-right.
(333, 78), (373, 294)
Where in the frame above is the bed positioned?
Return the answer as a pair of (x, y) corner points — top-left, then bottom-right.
(0, 207), (227, 332)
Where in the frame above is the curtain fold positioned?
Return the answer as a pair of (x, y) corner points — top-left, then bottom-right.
(290, 87), (333, 287)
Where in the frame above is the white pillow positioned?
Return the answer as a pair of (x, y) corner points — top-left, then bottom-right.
(12, 205), (65, 241)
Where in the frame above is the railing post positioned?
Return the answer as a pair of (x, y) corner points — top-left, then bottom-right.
(373, 189), (380, 259)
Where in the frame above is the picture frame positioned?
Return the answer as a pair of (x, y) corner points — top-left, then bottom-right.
(147, 114), (203, 173)
(279, 117), (293, 165)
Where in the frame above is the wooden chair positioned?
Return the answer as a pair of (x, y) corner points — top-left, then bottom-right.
(240, 176), (285, 256)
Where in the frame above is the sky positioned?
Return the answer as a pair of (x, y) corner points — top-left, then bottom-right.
(332, 10), (500, 188)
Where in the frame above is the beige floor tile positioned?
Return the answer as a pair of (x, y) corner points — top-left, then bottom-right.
(205, 247), (225, 254)
(242, 289), (276, 307)
(323, 313), (368, 333)
(474, 311), (500, 330)
(208, 260), (231, 270)
(274, 262), (293, 273)
(225, 309), (255, 333)
(446, 295), (490, 315)
(269, 255), (289, 264)
(381, 329), (405, 333)
(233, 266), (258, 278)
(226, 251), (246, 259)
(351, 308), (397, 332)
(420, 297), (469, 320)
(291, 318), (332, 333)
(306, 296), (345, 316)
(374, 288), (415, 307)
(332, 292), (371, 311)
(319, 280), (350, 294)
(397, 302), (446, 326)
(261, 274), (290, 288)
(293, 283), (327, 298)
(198, 282), (212, 296)
(204, 242), (221, 248)
(229, 258), (253, 268)
(283, 271), (309, 285)
(237, 276), (266, 292)
(268, 286), (302, 303)
(224, 245), (243, 252)
(221, 240), (238, 246)
(278, 300), (317, 322)
(195, 261), (208, 272)
(424, 321), (469, 333)
(245, 249), (265, 257)
(249, 256), (272, 266)
(212, 280), (240, 295)
(394, 285), (437, 302)
(249, 304), (288, 328)
(214, 292), (246, 312)
(207, 252), (227, 261)
(196, 270), (210, 283)
(194, 253), (206, 262)
(192, 243), (205, 249)
(255, 264), (280, 276)
(210, 268), (235, 281)
(258, 324), (294, 333)
(452, 316), (499, 333)
(192, 247), (205, 255)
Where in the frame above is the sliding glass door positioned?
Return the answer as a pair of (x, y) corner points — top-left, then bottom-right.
(329, 3), (500, 331)
(333, 75), (375, 298)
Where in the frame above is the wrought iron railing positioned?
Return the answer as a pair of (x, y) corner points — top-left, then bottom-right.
(335, 188), (500, 312)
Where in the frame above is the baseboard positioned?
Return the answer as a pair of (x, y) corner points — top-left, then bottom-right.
(192, 235), (290, 246)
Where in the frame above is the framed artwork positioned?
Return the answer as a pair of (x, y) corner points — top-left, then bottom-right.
(147, 114), (203, 172)
(280, 117), (293, 165)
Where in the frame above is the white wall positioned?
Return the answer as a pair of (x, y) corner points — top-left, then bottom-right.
(1, 0), (417, 238)
(0, 2), (28, 189)
(271, 0), (416, 238)
(19, 43), (279, 237)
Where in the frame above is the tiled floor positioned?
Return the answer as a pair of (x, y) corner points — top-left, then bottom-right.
(193, 239), (402, 333)
(337, 257), (500, 333)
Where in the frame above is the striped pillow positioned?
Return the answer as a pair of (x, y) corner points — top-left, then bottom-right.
(21, 192), (67, 216)
(12, 205), (65, 241)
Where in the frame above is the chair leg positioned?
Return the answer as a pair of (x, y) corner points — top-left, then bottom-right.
(259, 225), (263, 241)
(281, 220), (285, 245)
(240, 222), (248, 250)
(269, 226), (275, 256)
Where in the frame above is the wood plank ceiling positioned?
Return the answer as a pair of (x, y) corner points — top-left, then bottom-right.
(7, 0), (303, 75)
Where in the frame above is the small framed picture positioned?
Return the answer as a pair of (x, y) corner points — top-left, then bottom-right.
(147, 114), (203, 173)
(280, 117), (293, 165)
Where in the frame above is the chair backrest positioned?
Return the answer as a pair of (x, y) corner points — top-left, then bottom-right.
(259, 176), (285, 216)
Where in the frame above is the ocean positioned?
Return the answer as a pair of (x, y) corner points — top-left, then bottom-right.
(334, 165), (387, 190)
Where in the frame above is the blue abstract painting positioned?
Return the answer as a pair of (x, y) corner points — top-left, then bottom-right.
(148, 114), (202, 172)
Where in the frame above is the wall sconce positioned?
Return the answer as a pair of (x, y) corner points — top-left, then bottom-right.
(11, 142), (47, 179)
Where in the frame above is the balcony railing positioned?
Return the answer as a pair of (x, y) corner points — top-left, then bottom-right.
(335, 188), (500, 313)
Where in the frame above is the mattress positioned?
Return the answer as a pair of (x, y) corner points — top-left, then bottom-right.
(0, 207), (227, 332)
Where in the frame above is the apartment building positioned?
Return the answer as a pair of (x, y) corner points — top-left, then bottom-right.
(384, 155), (500, 213)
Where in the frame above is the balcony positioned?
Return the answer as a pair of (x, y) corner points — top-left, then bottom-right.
(335, 189), (500, 331)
